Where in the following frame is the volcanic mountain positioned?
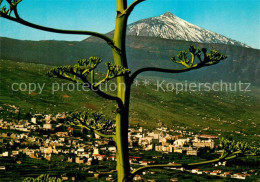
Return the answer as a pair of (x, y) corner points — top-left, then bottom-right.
(125, 12), (249, 47)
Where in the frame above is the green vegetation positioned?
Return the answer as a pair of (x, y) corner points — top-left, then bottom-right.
(0, 151), (259, 182)
(0, 156), (115, 182)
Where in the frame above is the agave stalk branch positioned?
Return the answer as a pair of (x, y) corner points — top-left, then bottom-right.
(129, 45), (227, 84)
(0, 1), (117, 50)
(70, 123), (115, 139)
(121, 0), (146, 17)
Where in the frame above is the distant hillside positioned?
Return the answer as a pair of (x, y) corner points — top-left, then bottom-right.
(0, 37), (112, 65)
(1, 36), (260, 84)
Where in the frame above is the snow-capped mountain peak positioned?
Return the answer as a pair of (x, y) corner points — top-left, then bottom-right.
(162, 11), (176, 18)
(127, 12), (249, 47)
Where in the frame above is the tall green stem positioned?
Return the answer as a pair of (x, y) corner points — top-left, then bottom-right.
(113, 0), (131, 181)
(90, 70), (94, 84)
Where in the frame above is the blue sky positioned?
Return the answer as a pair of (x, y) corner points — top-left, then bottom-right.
(0, 0), (259, 49)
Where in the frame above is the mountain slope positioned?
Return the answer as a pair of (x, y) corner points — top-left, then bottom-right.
(126, 12), (249, 47)
(0, 60), (259, 145)
(1, 36), (259, 84)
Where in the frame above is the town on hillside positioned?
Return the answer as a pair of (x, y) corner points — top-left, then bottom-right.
(0, 104), (258, 181)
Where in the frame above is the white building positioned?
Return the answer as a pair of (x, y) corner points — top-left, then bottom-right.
(174, 138), (190, 147)
(93, 148), (99, 155)
(31, 117), (37, 124)
(43, 124), (52, 130)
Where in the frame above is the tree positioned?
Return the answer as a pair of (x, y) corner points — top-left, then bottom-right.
(1, 0), (258, 181)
